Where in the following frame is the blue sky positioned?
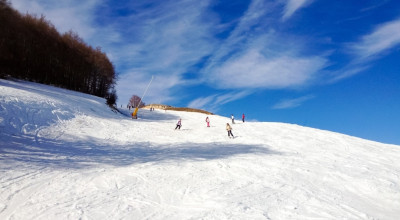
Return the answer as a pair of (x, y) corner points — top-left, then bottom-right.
(11, 0), (400, 145)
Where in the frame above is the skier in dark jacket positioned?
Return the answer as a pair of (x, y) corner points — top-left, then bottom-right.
(175, 119), (182, 130)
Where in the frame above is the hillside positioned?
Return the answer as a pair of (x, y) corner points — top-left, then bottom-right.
(1, 79), (400, 219)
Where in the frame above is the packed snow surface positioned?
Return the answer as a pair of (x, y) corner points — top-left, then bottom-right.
(1, 79), (400, 220)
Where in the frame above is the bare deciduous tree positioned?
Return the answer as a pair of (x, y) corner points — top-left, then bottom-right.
(129, 95), (145, 108)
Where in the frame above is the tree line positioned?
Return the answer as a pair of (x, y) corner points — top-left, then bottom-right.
(0, 0), (117, 105)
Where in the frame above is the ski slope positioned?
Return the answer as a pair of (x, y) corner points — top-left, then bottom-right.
(1, 79), (400, 219)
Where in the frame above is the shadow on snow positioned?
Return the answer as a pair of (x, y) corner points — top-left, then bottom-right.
(0, 133), (281, 170)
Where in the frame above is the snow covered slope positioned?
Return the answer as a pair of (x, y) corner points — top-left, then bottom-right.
(1, 79), (400, 220)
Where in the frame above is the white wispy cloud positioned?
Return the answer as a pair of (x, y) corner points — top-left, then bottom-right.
(272, 95), (314, 109)
(214, 91), (253, 105)
(328, 65), (370, 83)
(202, 0), (327, 91)
(210, 49), (327, 89)
(282, 0), (313, 21)
(187, 95), (217, 110)
(111, 0), (216, 104)
(203, 0), (271, 72)
(331, 18), (400, 81)
(188, 91), (251, 112)
(350, 18), (400, 61)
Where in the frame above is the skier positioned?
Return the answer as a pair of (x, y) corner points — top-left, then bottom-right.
(205, 116), (210, 127)
(175, 119), (182, 130)
(231, 114), (235, 124)
(242, 113), (245, 123)
(226, 123), (234, 138)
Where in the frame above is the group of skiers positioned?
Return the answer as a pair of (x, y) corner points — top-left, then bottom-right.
(230, 113), (245, 124)
(175, 113), (245, 139)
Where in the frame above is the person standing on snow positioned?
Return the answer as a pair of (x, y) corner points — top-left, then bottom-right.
(205, 116), (210, 127)
(231, 114), (235, 124)
(242, 113), (245, 123)
(175, 119), (182, 130)
(226, 123), (234, 138)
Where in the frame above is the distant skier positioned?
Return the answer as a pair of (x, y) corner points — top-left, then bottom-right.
(226, 123), (234, 138)
(231, 114), (235, 124)
(242, 113), (245, 123)
(175, 119), (182, 130)
(205, 116), (210, 127)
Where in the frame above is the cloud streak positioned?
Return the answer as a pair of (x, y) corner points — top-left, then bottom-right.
(350, 18), (400, 61)
(188, 91), (251, 112)
(272, 95), (314, 109)
(202, 0), (327, 91)
(331, 18), (400, 81)
(210, 49), (327, 89)
(106, 0), (217, 104)
(282, 0), (313, 21)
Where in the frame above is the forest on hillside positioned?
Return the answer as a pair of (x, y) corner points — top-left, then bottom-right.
(0, 0), (117, 105)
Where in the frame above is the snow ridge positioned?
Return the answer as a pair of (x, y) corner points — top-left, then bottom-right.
(1, 79), (400, 219)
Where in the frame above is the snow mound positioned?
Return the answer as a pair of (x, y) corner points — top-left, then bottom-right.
(1, 79), (400, 219)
